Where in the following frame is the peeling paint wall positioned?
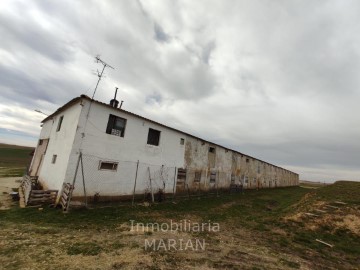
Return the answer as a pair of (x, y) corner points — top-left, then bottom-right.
(181, 136), (299, 192)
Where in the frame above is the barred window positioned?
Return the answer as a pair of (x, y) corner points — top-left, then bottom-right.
(99, 161), (118, 171)
(106, 114), (127, 137)
(194, 171), (201, 182)
(210, 171), (216, 183)
(177, 168), (187, 182)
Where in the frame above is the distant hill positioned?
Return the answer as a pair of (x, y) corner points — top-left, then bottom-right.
(0, 143), (35, 177)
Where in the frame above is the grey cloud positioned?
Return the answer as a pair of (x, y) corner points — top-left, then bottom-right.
(154, 23), (170, 43)
(0, 13), (75, 63)
(0, 0), (359, 181)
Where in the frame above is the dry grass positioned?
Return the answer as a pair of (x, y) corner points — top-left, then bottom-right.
(0, 180), (359, 269)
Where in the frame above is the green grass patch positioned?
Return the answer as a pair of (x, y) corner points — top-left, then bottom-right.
(0, 143), (34, 177)
(66, 242), (102, 256)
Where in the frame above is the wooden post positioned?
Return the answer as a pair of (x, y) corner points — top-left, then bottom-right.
(132, 160), (139, 206)
(80, 153), (87, 207)
(66, 152), (81, 212)
(172, 167), (177, 201)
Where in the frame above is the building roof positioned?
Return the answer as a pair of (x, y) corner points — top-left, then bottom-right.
(42, 95), (298, 175)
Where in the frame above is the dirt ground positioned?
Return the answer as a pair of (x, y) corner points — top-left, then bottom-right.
(0, 177), (22, 210)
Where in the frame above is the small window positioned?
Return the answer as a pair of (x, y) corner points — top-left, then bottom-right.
(38, 139), (43, 145)
(106, 114), (127, 137)
(180, 138), (185, 145)
(147, 128), (161, 146)
(56, 116), (64, 132)
(194, 171), (201, 182)
(257, 164), (261, 174)
(210, 171), (216, 183)
(246, 158), (250, 163)
(209, 147), (215, 153)
(52, 155), (57, 164)
(177, 168), (187, 182)
(99, 161), (118, 171)
(231, 173), (235, 183)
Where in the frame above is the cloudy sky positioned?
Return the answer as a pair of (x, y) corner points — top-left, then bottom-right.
(0, 0), (359, 182)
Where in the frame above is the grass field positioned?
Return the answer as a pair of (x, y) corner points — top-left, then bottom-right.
(0, 180), (359, 269)
(0, 143), (34, 177)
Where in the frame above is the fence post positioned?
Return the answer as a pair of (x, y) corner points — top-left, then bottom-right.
(148, 167), (154, 203)
(216, 169), (219, 197)
(80, 153), (87, 207)
(66, 152), (81, 212)
(132, 160), (139, 206)
(172, 167), (177, 201)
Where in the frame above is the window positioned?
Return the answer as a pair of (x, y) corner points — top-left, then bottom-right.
(257, 164), (261, 174)
(99, 161), (118, 171)
(38, 139), (43, 145)
(52, 155), (57, 164)
(194, 171), (201, 182)
(209, 147), (215, 153)
(56, 116), (64, 132)
(180, 138), (185, 145)
(210, 171), (216, 183)
(177, 168), (187, 182)
(106, 114), (127, 137)
(246, 158), (250, 163)
(147, 128), (161, 146)
(231, 173), (235, 184)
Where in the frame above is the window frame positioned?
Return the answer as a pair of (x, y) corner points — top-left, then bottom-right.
(106, 114), (127, 137)
(98, 161), (118, 171)
(194, 171), (201, 182)
(147, 128), (161, 146)
(56, 116), (64, 132)
(210, 171), (216, 183)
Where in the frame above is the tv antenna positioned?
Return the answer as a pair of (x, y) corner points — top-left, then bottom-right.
(91, 55), (114, 99)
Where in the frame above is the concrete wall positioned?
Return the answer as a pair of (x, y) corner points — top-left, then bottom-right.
(36, 102), (82, 191)
(181, 136), (299, 192)
(32, 96), (299, 201)
(68, 99), (185, 198)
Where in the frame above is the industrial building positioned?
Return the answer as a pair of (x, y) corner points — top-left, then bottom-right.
(29, 94), (299, 203)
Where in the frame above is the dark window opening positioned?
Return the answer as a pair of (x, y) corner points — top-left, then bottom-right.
(210, 171), (216, 183)
(52, 155), (57, 164)
(147, 128), (161, 146)
(38, 139), (43, 145)
(177, 168), (187, 182)
(99, 161), (118, 171)
(56, 116), (64, 132)
(180, 138), (185, 145)
(246, 158), (250, 163)
(231, 173), (235, 183)
(106, 114), (127, 137)
(209, 147), (215, 153)
(194, 171), (201, 182)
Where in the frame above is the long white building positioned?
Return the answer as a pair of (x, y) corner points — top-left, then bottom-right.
(29, 95), (299, 202)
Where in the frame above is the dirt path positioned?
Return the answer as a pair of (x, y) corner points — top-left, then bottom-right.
(0, 177), (22, 210)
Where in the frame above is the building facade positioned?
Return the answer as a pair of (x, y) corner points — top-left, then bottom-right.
(29, 95), (299, 201)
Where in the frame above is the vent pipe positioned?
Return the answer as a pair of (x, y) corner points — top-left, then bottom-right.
(110, 87), (119, 108)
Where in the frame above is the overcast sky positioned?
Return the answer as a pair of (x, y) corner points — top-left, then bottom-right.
(0, 0), (359, 182)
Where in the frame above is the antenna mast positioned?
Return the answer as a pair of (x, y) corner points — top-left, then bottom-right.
(91, 55), (114, 99)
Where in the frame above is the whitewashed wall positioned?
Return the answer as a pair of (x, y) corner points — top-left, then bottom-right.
(37, 102), (82, 191)
(69, 99), (185, 197)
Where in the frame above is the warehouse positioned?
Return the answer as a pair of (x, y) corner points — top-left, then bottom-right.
(29, 94), (299, 203)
